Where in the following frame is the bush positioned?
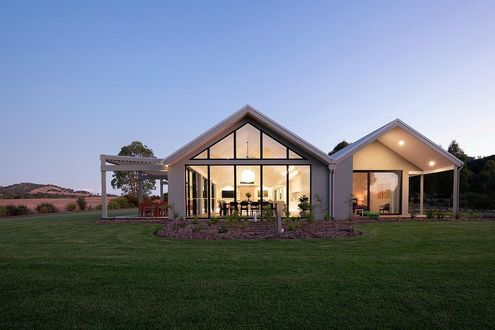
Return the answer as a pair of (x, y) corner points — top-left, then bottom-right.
(66, 203), (77, 212)
(0, 205), (31, 217)
(123, 194), (139, 207)
(112, 197), (129, 209)
(36, 203), (58, 214)
(425, 209), (435, 219)
(218, 225), (228, 234)
(76, 197), (87, 210)
(108, 200), (120, 209)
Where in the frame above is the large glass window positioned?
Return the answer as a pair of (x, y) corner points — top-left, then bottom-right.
(190, 122), (304, 160)
(370, 172), (401, 214)
(288, 165), (310, 216)
(236, 124), (260, 159)
(352, 172), (368, 213)
(185, 164), (311, 218)
(209, 133), (234, 159)
(263, 166), (287, 211)
(210, 166), (234, 217)
(262, 133), (287, 158)
(185, 166), (208, 217)
(352, 171), (401, 215)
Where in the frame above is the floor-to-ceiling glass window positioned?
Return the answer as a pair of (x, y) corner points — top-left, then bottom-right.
(352, 171), (401, 215)
(185, 166), (208, 217)
(236, 165), (261, 216)
(288, 165), (310, 216)
(210, 166), (235, 217)
(369, 172), (401, 214)
(263, 165), (287, 212)
(352, 172), (368, 214)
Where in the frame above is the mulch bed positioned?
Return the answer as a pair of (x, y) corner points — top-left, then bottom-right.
(155, 219), (360, 240)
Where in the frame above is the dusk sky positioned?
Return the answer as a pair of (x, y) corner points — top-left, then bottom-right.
(1, 1), (494, 194)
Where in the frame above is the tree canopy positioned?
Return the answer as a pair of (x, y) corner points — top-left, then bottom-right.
(329, 140), (350, 156)
(448, 140), (469, 162)
(110, 141), (156, 197)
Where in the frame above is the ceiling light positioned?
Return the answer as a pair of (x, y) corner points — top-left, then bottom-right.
(398, 140), (405, 146)
(429, 160), (436, 167)
(240, 169), (255, 184)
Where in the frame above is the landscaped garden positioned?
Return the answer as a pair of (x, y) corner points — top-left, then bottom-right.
(1, 211), (494, 328)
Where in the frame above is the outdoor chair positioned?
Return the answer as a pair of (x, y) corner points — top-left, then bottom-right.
(250, 201), (260, 216)
(229, 202), (239, 215)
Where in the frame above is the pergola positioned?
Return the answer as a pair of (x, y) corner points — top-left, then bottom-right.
(100, 154), (168, 219)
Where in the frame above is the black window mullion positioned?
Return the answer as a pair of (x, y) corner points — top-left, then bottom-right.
(207, 166), (211, 219)
(260, 131), (263, 159)
(286, 165), (289, 217)
(260, 165), (264, 217)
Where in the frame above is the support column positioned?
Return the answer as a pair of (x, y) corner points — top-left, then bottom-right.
(419, 174), (424, 215)
(137, 173), (143, 204)
(328, 166), (335, 220)
(159, 179), (164, 201)
(101, 170), (108, 218)
(453, 166), (460, 214)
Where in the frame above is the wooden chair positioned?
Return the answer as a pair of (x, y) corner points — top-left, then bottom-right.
(229, 202), (239, 215)
(240, 201), (249, 216)
(250, 201), (260, 216)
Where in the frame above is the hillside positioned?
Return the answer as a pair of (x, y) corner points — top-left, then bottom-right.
(0, 183), (94, 199)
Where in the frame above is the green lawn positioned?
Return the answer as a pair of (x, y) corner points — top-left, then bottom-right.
(1, 212), (494, 329)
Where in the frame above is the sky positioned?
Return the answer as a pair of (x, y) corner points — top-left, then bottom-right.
(1, 0), (494, 194)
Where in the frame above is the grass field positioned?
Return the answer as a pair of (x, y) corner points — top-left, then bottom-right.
(1, 211), (494, 329)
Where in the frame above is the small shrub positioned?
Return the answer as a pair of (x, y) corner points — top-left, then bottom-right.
(36, 203), (58, 214)
(108, 200), (120, 209)
(76, 197), (87, 210)
(287, 222), (301, 231)
(1, 205), (31, 217)
(410, 209), (417, 219)
(425, 209), (435, 219)
(192, 225), (204, 233)
(218, 224), (228, 234)
(96, 204), (102, 210)
(192, 215), (199, 224)
(455, 212), (461, 220)
(0, 206), (8, 217)
(211, 216), (219, 224)
(362, 211), (379, 220)
(436, 211), (445, 220)
(66, 203), (77, 212)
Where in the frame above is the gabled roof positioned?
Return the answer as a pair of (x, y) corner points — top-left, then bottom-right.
(330, 119), (463, 169)
(163, 105), (334, 166)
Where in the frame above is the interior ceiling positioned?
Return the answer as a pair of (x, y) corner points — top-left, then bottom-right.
(378, 127), (454, 171)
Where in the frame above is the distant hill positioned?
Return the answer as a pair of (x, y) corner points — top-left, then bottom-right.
(466, 155), (495, 173)
(0, 183), (94, 199)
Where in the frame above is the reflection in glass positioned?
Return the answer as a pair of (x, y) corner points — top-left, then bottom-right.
(288, 149), (303, 159)
(210, 166), (234, 217)
(185, 166), (208, 217)
(236, 124), (260, 159)
(209, 133), (234, 159)
(288, 165), (310, 216)
(193, 149), (208, 159)
(262, 133), (287, 158)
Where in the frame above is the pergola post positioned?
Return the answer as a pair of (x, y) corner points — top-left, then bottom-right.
(453, 166), (460, 214)
(159, 179), (164, 201)
(419, 174), (424, 215)
(137, 172), (143, 204)
(101, 170), (108, 218)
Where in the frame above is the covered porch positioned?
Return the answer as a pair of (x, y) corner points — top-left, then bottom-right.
(100, 154), (169, 219)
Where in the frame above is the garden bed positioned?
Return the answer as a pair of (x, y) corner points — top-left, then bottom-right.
(155, 219), (360, 240)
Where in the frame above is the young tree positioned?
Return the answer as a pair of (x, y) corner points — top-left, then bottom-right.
(328, 140), (350, 155)
(110, 141), (156, 197)
(448, 140), (468, 162)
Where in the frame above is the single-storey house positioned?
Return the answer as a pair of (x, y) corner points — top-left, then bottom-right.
(100, 105), (462, 220)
